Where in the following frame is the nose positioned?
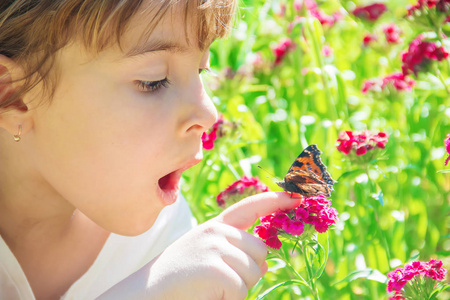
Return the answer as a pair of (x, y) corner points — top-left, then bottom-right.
(178, 77), (218, 136)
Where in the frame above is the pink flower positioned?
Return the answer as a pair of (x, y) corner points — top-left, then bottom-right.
(386, 259), (447, 298)
(293, 0), (318, 12)
(254, 195), (338, 249)
(362, 79), (382, 93)
(322, 45), (333, 57)
(363, 33), (377, 46)
(202, 115), (238, 150)
(383, 24), (402, 44)
(202, 116), (224, 150)
(293, 0), (342, 27)
(362, 73), (415, 94)
(273, 38), (296, 65)
(408, 0), (450, 16)
(352, 3), (387, 21)
(337, 130), (389, 156)
(381, 72), (416, 91)
(401, 35), (449, 76)
(445, 134), (450, 165)
(216, 176), (269, 208)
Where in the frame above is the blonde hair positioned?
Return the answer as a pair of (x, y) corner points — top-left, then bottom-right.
(0, 0), (237, 109)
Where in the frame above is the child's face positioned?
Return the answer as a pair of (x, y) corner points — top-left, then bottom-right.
(24, 6), (217, 235)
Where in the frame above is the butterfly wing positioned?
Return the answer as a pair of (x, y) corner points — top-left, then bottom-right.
(282, 144), (335, 197)
(284, 168), (331, 197)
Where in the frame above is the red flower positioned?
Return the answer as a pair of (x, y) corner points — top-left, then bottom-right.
(388, 292), (406, 300)
(383, 24), (402, 44)
(361, 79), (381, 93)
(273, 38), (296, 65)
(363, 33), (377, 46)
(337, 130), (389, 156)
(322, 45), (333, 57)
(216, 176), (269, 208)
(202, 116), (224, 150)
(407, 0), (450, 16)
(352, 3), (387, 21)
(381, 72), (416, 91)
(401, 35), (449, 76)
(293, 0), (317, 12)
(445, 134), (450, 165)
(254, 195), (338, 249)
(386, 259), (447, 298)
(362, 73), (415, 94)
(293, 0), (342, 27)
(202, 115), (238, 150)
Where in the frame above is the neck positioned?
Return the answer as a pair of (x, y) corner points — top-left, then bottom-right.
(0, 132), (98, 250)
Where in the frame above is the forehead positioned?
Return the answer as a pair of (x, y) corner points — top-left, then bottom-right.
(119, 0), (214, 58)
(121, 5), (193, 57)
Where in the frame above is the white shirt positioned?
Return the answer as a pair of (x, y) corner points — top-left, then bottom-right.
(0, 194), (196, 300)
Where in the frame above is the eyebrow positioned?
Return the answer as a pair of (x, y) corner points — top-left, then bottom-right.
(124, 39), (189, 58)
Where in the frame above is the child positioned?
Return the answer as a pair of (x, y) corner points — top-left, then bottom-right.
(0, 1), (301, 299)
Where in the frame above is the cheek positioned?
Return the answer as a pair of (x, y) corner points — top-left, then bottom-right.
(27, 80), (173, 217)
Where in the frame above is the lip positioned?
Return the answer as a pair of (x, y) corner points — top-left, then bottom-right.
(157, 157), (202, 205)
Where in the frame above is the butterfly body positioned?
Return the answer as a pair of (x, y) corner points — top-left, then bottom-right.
(277, 145), (335, 197)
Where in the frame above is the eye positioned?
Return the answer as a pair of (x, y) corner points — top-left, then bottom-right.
(135, 78), (171, 93)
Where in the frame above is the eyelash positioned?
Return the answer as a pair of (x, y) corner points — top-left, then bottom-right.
(136, 68), (211, 93)
(136, 78), (171, 93)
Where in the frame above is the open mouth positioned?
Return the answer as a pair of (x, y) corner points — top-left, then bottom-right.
(158, 170), (180, 193)
(157, 159), (202, 205)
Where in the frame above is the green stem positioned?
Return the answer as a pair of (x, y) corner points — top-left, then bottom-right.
(435, 66), (450, 95)
(365, 166), (392, 270)
(219, 153), (240, 179)
(304, 14), (338, 121)
(303, 245), (320, 300)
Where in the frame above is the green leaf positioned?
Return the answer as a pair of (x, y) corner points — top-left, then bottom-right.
(331, 268), (388, 286)
(255, 280), (309, 300)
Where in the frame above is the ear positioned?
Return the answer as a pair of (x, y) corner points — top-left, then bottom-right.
(0, 54), (33, 139)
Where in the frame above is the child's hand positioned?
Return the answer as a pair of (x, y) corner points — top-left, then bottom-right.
(97, 192), (301, 300)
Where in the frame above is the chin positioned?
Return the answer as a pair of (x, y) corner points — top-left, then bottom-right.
(105, 203), (163, 237)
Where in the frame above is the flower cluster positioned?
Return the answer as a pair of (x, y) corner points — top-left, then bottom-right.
(337, 130), (389, 156)
(254, 195), (338, 249)
(407, 0), (450, 16)
(273, 38), (296, 65)
(401, 35), (449, 76)
(216, 176), (269, 209)
(293, 0), (342, 27)
(383, 24), (402, 44)
(387, 259), (447, 299)
(363, 33), (378, 46)
(362, 72), (416, 94)
(352, 3), (387, 21)
(202, 116), (225, 150)
(445, 134), (450, 165)
(202, 116), (238, 150)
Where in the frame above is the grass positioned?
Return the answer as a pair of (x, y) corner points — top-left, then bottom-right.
(182, 0), (450, 299)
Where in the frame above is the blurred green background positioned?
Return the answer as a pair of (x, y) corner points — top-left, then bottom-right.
(182, 0), (450, 299)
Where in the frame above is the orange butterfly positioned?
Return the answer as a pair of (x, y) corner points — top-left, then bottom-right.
(276, 145), (335, 197)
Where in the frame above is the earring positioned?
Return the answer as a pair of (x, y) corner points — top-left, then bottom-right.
(13, 125), (22, 142)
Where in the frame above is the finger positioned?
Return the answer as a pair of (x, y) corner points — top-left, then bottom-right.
(218, 260), (248, 300)
(221, 244), (263, 290)
(260, 261), (268, 276)
(225, 229), (268, 266)
(216, 191), (302, 230)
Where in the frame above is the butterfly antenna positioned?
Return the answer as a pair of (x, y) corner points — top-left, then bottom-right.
(257, 165), (278, 180)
